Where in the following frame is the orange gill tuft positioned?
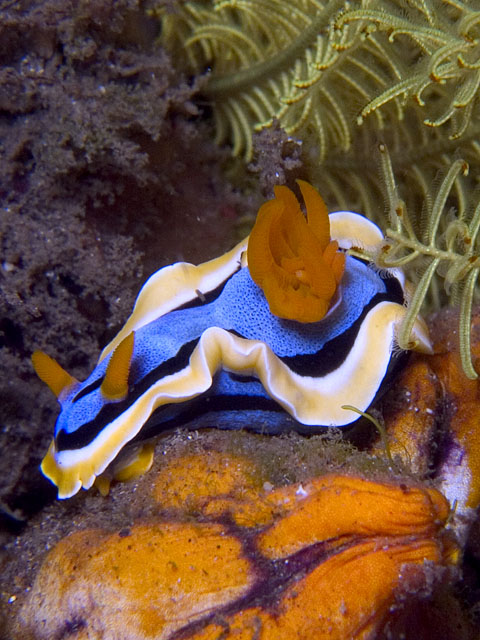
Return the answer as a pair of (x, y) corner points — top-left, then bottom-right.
(247, 180), (345, 323)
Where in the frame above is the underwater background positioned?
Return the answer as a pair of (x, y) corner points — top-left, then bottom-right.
(1, 0), (480, 637)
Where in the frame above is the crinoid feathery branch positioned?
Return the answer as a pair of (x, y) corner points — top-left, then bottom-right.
(152, 0), (480, 161)
(349, 144), (480, 379)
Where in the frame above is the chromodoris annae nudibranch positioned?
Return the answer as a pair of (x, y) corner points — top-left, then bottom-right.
(32, 181), (431, 498)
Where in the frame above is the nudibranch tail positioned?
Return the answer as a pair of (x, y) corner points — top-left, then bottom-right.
(31, 351), (78, 399)
(247, 181), (346, 323)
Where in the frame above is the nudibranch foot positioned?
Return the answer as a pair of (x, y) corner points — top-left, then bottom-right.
(94, 442), (156, 497)
(33, 181), (432, 498)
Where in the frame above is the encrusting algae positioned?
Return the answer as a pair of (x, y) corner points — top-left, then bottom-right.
(15, 463), (457, 640)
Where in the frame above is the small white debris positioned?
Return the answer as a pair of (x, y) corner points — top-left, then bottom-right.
(295, 484), (308, 497)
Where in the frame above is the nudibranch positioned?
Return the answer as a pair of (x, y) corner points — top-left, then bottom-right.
(32, 181), (432, 498)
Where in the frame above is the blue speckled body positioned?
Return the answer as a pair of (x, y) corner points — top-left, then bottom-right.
(56, 256), (386, 442)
